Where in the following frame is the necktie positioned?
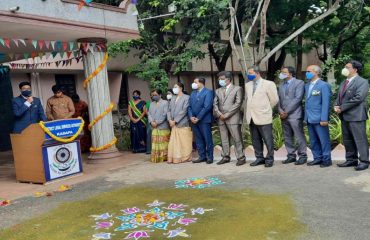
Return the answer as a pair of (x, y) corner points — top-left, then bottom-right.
(284, 81), (289, 93)
(339, 79), (350, 103)
(253, 81), (258, 95)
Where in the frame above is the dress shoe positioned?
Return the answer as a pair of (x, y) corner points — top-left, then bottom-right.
(250, 159), (265, 167)
(192, 158), (206, 163)
(355, 163), (369, 171)
(337, 160), (358, 167)
(282, 158), (296, 164)
(295, 157), (307, 165)
(216, 158), (231, 165)
(265, 161), (274, 168)
(236, 160), (246, 166)
(206, 159), (214, 164)
(307, 159), (322, 166)
(320, 162), (332, 168)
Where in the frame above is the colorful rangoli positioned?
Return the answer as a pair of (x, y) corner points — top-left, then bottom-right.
(175, 177), (224, 189)
(90, 200), (213, 239)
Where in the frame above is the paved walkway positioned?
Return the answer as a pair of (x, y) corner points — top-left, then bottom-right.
(1, 150), (370, 239)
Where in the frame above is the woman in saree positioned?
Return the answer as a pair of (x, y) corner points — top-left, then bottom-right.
(148, 89), (170, 163)
(167, 82), (193, 163)
(128, 90), (147, 153)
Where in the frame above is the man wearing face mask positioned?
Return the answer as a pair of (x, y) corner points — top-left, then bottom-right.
(335, 60), (369, 171)
(188, 77), (214, 164)
(278, 66), (307, 165)
(304, 65), (332, 168)
(213, 71), (246, 166)
(244, 66), (279, 167)
(166, 89), (174, 101)
(46, 85), (75, 120)
(12, 82), (47, 133)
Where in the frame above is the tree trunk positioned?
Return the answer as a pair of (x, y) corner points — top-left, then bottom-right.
(267, 48), (286, 81)
(257, 0), (271, 63)
(296, 34), (303, 79)
(258, 0), (342, 65)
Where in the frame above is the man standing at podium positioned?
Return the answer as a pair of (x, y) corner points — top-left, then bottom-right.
(46, 85), (75, 120)
(12, 82), (47, 133)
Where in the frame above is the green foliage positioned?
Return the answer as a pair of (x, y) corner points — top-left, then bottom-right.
(272, 116), (284, 150)
(320, 55), (351, 83)
(329, 114), (343, 144)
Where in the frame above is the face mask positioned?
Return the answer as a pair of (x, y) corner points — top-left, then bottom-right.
(172, 87), (179, 95)
(133, 96), (140, 100)
(151, 96), (160, 102)
(21, 90), (32, 97)
(192, 83), (199, 90)
(167, 94), (172, 100)
(219, 79), (227, 87)
(341, 68), (350, 77)
(279, 73), (288, 80)
(247, 74), (256, 81)
(305, 72), (315, 80)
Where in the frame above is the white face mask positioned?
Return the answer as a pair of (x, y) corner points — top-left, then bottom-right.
(341, 68), (350, 77)
(279, 73), (288, 80)
(192, 83), (199, 90)
(172, 87), (179, 95)
(167, 94), (172, 100)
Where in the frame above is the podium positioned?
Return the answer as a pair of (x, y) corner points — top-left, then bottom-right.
(10, 119), (84, 184)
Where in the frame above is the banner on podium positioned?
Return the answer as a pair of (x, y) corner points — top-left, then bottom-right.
(42, 119), (83, 140)
(42, 141), (83, 181)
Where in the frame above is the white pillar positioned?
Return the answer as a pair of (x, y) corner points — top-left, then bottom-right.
(78, 38), (120, 160)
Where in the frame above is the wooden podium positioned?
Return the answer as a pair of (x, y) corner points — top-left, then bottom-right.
(10, 122), (83, 184)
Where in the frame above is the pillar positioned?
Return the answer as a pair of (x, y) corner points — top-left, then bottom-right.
(78, 38), (121, 160)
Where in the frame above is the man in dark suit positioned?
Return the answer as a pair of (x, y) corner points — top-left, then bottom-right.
(335, 60), (369, 171)
(278, 66), (308, 165)
(188, 77), (214, 164)
(214, 71), (246, 166)
(304, 65), (332, 168)
(12, 82), (46, 133)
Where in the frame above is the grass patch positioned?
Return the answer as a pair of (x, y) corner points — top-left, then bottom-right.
(0, 187), (305, 240)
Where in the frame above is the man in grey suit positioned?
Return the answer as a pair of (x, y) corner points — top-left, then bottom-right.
(278, 66), (308, 165)
(213, 71), (246, 166)
(335, 60), (369, 171)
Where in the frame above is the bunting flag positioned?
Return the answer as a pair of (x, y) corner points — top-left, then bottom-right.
(19, 39), (26, 47)
(45, 40), (51, 49)
(4, 38), (11, 48)
(38, 40), (45, 49)
(9, 56), (83, 70)
(78, 0), (93, 11)
(8, 53), (14, 60)
(24, 53), (30, 59)
(12, 39), (19, 47)
(0, 38), (4, 46)
(56, 41), (62, 51)
(69, 42), (75, 51)
(62, 42), (68, 51)
(66, 51), (73, 59)
(51, 41), (56, 50)
(31, 40), (38, 49)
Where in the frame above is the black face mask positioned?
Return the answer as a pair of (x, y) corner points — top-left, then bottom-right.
(21, 90), (32, 97)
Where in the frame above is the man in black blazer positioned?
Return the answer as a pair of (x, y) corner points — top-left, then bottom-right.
(335, 60), (369, 171)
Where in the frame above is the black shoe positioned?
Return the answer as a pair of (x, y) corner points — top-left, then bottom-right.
(265, 161), (274, 168)
(250, 159), (265, 167)
(217, 158), (231, 165)
(295, 157), (307, 165)
(307, 160), (322, 166)
(337, 160), (358, 167)
(206, 159), (214, 164)
(355, 163), (369, 171)
(320, 162), (332, 168)
(282, 157), (296, 164)
(236, 160), (246, 166)
(192, 158), (206, 163)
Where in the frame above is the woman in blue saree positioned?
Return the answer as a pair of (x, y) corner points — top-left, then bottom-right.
(128, 90), (147, 153)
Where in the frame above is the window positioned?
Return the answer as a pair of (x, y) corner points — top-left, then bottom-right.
(55, 74), (76, 97)
(118, 72), (129, 113)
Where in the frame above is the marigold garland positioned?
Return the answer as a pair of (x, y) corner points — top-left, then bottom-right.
(83, 52), (109, 88)
(39, 117), (85, 143)
(88, 103), (114, 131)
(90, 137), (117, 153)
